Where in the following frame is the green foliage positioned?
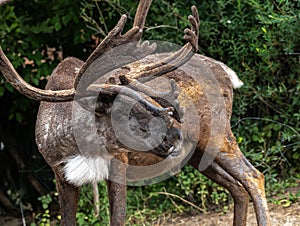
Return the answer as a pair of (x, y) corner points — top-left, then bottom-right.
(31, 193), (56, 226)
(76, 182), (110, 225)
(0, 0), (94, 122)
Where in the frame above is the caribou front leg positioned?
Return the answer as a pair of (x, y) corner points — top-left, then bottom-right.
(106, 153), (128, 226)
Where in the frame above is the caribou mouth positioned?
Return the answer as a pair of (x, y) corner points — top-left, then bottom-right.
(151, 127), (183, 157)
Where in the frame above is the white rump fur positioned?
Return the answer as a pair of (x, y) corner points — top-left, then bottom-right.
(219, 62), (244, 89)
(64, 155), (110, 186)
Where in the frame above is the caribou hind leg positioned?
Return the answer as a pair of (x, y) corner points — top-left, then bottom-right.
(53, 166), (79, 226)
(189, 154), (249, 226)
(214, 131), (270, 226)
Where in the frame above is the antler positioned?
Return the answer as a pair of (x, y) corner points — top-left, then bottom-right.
(88, 6), (200, 117)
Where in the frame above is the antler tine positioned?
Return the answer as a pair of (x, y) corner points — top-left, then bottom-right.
(185, 6), (200, 51)
(191, 6), (200, 37)
(163, 79), (184, 117)
(133, 0), (152, 33)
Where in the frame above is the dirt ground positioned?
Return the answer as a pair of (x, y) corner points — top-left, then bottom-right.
(0, 202), (299, 225)
(160, 202), (300, 226)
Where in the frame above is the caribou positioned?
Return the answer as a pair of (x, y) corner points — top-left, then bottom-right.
(0, 0), (270, 225)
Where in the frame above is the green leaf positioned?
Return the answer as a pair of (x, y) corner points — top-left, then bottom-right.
(278, 199), (292, 208)
(32, 77), (40, 86)
(54, 21), (62, 31)
(261, 27), (267, 33)
(252, 134), (259, 141)
(292, 152), (300, 159)
(0, 86), (4, 97)
(237, 136), (243, 144)
(62, 14), (72, 26)
(15, 112), (23, 122)
(5, 82), (14, 93)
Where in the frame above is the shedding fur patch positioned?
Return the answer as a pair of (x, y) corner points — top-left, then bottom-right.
(219, 62), (244, 89)
(64, 155), (109, 186)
